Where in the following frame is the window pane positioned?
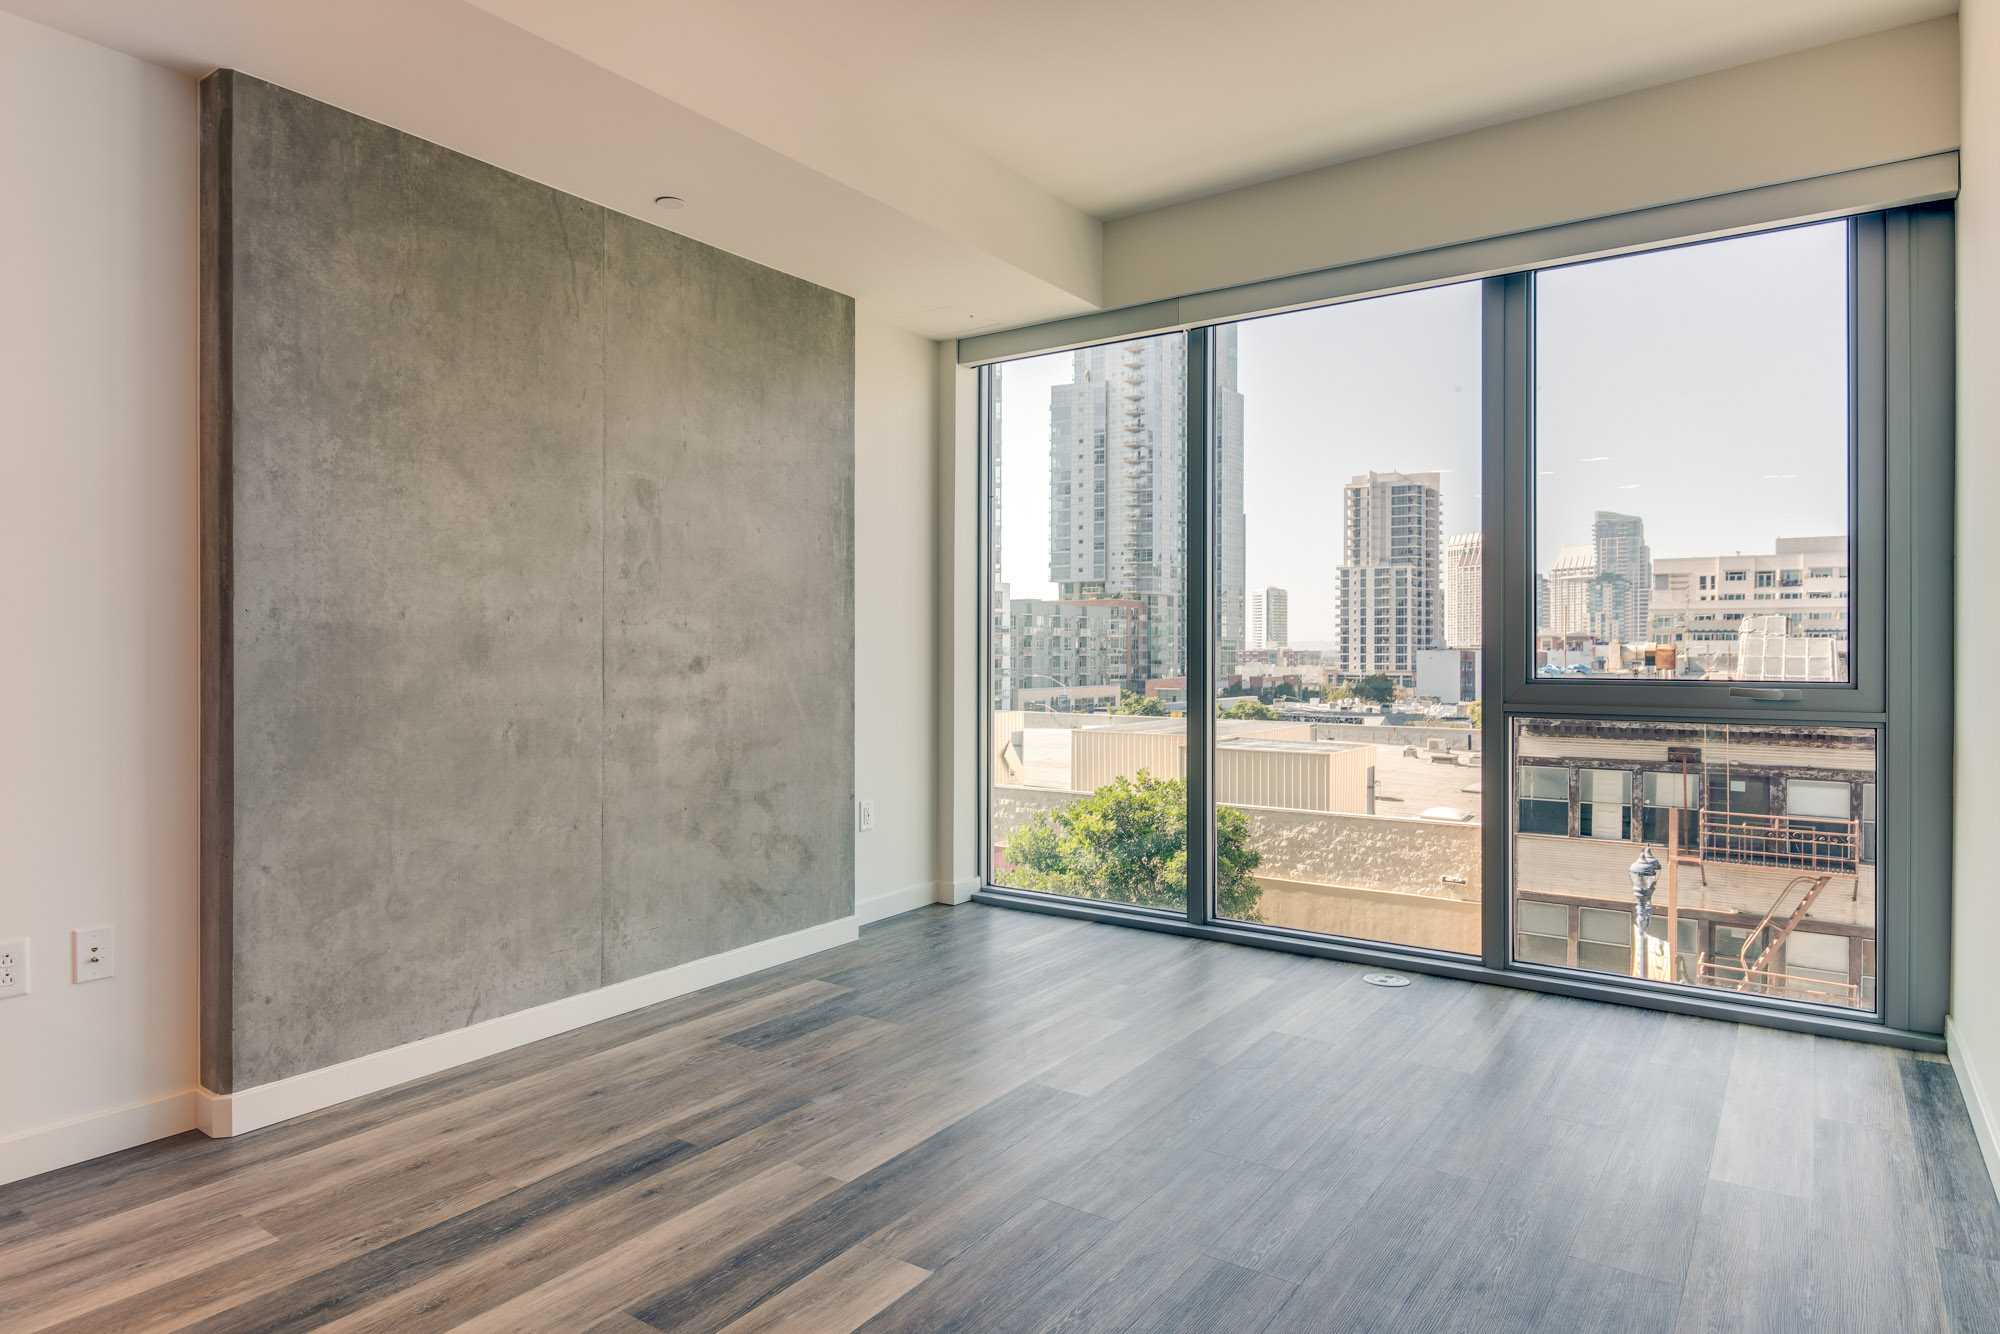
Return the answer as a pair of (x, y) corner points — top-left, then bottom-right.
(1211, 283), (1483, 953)
(986, 335), (1188, 914)
(1581, 769), (1631, 803)
(1512, 717), (1876, 1012)
(1520, 900), (1568, 935)
(1643, 772), (1696, 807)
(1520, 766), (1568, 800)
(1786, 779), (1850, 819)
(1532, 223), (1850, 682)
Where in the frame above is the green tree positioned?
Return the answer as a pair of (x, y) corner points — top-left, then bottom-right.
(1467, 698), (1483, 729)
(1113, 689), (1167, 716)
(1006, 771), (1264, 920)
(1219, 697), (1280, 720)
(1351, 674), (1398, 705)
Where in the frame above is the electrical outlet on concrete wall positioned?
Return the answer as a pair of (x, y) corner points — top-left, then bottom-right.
(0, 938), (26, 998)
(858, 800), (874, 833)
(74, 927), (115, 983)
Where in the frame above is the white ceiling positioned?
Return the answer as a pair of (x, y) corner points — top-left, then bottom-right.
(477, 0), (1954, 217)
(3, 0), (1955, 333)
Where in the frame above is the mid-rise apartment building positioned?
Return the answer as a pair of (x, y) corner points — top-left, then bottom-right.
(1336, 471), (1443, 681)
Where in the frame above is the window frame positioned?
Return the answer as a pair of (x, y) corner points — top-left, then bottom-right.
(973, 203), (1954, 1045)
(1503, 216), (1884, 714)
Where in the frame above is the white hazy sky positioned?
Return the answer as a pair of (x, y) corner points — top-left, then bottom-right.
(994, 221), (1850, 645)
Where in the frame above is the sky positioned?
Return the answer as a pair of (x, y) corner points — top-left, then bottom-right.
(994, 221), (1850, 645)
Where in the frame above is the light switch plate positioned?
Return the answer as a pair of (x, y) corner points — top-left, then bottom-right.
(74, 927), (114, 983)
(858, 800), (875, 832)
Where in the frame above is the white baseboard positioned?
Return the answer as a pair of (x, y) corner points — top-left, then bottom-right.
(857, 882), (938, 925)
(936, 875), (980, 906)
(1947, 1016), (2000, 1195)
(199, 914), (858, 1140)
(0, 1090), (198, 1187)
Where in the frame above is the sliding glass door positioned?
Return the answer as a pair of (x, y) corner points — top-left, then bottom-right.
(975, 205), (1952, 1034)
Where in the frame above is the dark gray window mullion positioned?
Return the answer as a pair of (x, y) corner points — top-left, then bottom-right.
(1482, 274), (1529, 971)
(1185, 327), (1215, 926)
(975, 366), (997, 888)
(1882, 205), (1956, 1035)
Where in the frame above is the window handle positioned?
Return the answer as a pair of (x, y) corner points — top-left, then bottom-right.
(1729, 686), (1802, 702)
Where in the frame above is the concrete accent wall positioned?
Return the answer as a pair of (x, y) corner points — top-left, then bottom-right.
(204, 73), (853, 1092)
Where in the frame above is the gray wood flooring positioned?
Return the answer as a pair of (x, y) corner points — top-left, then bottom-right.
(4, 903), (1996, 1332)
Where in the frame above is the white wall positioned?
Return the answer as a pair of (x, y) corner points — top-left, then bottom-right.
(1103, 18), (1961, 307)
(854, 310), (942, 922)
(0, 19), (951, 1179)
(1953, 0), (2000, 1189)
(0, 12), (202, 1181)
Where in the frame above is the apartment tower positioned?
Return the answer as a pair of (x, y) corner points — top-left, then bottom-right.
(1047, 331), (1245, 680)
(1336, 471), (1443, 680)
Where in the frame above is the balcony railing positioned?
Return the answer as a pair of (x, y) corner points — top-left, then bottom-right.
(1696, 957), (1861, 1006)
(1699, 811), (1861, 873)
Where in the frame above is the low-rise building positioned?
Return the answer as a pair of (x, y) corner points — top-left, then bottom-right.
(1416, 648), (1482, 703)
(1512, 717), (1876, 1009)
(1648, 536), (1849, 675)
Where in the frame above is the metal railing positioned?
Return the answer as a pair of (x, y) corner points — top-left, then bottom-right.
(1697, 955), (1861, 1006)
(1699, 811), (1861, 873)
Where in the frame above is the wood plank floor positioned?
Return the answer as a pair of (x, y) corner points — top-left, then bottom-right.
(5, 903), (1997, 1333)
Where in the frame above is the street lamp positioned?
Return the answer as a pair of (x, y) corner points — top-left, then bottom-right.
(1629, 846), (1662, 934)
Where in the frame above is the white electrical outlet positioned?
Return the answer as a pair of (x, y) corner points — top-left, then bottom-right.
(858, 799), (875, 832)
(74, 927), (115, 983)
(0, 937), (26, 998)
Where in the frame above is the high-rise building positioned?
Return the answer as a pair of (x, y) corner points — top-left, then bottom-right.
(1213, 333), (1248, 657)
(1046, 332), (1245, 681)
(1591, 511), (1651, 646)
(1249, 586), (1289, 650)
(1444, 533), (1482, 649)
(988, 387), (1010, 713)
(1007, 599), (1147, 704)
(1548, 544), (1597, 638)
(1335, 471), (1443, 681)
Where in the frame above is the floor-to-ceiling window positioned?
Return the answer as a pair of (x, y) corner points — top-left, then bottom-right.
(974, 204), (1951, 1035)
(984, 334), (1190, 917)
(1510, 221), (1879, 1013)
(1206, 284), (1484, 952)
